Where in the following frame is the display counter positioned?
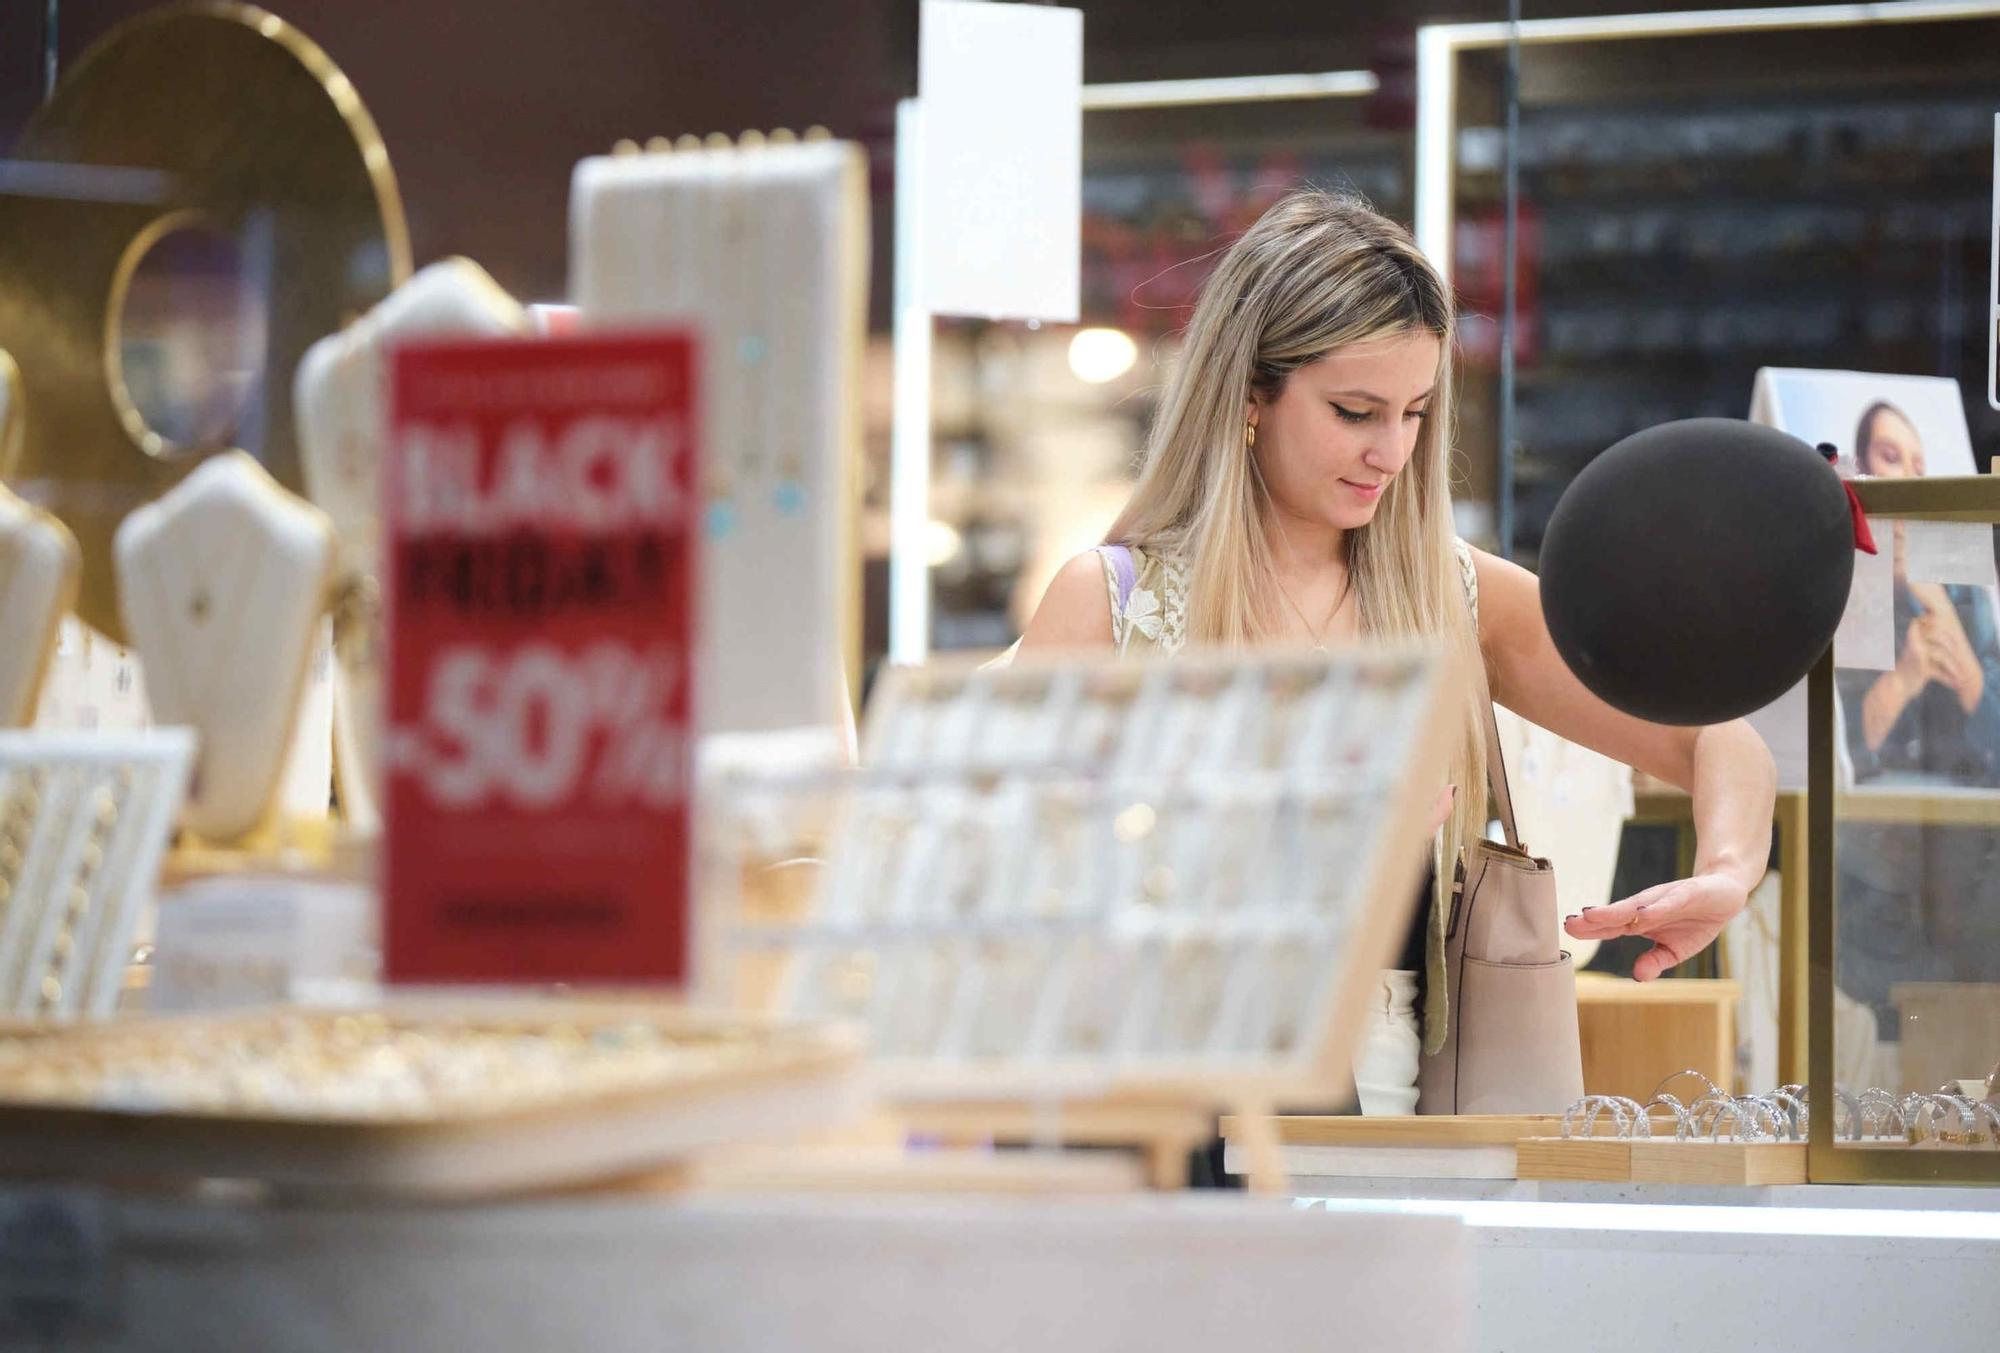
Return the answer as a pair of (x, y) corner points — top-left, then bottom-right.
(0, 1187), (1465, 1352)
(1218, 1128), (1998, 1351)
(1213, 1116), (2000, 1349)
(15, 1159), (1998, 1352)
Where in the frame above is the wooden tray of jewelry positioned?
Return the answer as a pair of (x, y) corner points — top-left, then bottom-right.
(719, 643), (1466, 1116)
(0, 1002), (866, 1197)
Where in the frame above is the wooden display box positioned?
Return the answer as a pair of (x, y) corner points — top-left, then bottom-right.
(1577, 973), (1739, 1101)
(1516, 1137), (1807, 1185)
(1219, 1114), (1564, 1180)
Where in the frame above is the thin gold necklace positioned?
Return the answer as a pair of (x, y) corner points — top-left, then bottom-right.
(1271, 565), (1350, 654)
(1250, 452), (1352, 653)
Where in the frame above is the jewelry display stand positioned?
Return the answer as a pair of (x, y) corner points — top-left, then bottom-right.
(295, 257), (530, 831)
(712, 645), (1466, 1189)
(114, 453), (336, 844)
(571, 130), (868, 737)
(1218, 1114), (1567, 1182)
(0, 482), (79, 730)
(0, 728), (193, 1020)
(0, 348), (20, 483)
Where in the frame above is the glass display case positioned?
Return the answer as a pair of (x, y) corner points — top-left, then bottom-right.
(1811, 474), (2000, 1184)
(1430, 5), (2000, 565)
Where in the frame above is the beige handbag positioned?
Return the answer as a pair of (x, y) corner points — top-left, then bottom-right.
(1416, 703), (1585, 1114)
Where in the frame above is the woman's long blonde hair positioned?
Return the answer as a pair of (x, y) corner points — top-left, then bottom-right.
(1107, 188), (1491, 869)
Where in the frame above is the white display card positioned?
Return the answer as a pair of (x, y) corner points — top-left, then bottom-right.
(718, 644), (1461, 1106)
(150, 876), (376, 1012)
(1835, 541), (1896, 672)
(1903, 520), (2000, 592)
(916, 0), (1082, 322)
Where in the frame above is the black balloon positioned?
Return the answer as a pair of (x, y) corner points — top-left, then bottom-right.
(1538, 417), (1856, 726)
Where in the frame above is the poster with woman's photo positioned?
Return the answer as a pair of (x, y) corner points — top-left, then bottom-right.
(1752, 367), (2000, 1052)
(1749, 368), (1998, 790)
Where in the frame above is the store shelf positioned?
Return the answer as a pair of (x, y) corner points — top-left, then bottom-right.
(1453, 72), (2000, 552)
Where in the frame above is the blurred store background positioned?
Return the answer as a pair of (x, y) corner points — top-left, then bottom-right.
(6, 0), (1996, 674)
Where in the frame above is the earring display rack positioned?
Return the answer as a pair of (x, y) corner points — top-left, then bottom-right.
(712, 645), (1464, 1183)
(571, 130), (868, 738)
(0, 728), (194, 1022)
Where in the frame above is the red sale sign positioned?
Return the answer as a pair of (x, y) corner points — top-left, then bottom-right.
(382, 333), (697, 985)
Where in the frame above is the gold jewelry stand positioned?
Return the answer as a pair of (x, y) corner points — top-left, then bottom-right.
(0, 1), (409, 640)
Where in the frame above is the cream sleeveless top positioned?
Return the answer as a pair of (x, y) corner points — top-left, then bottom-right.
(1097, 540), (1479, 649)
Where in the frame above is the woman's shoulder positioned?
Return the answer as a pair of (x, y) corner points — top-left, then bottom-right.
(1018, 549), (1120, 652)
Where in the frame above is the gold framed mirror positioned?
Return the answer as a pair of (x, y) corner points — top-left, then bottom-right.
(0, 1), (410, 638)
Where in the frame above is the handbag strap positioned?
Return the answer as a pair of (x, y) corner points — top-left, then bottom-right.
(1481, 699), (1522, 851)
(1451, 537), (1522, 854)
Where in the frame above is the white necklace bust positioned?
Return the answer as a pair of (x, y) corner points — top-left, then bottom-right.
(115, 451), (335, 841)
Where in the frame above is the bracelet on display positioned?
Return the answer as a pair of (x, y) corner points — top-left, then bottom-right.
(1560, 1094), (1652, 1139)
(1567, 1078), (2000, 1148)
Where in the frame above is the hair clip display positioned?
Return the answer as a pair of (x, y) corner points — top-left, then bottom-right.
(714, 645), (1459, 1103)
(572, 127), (868, 737)
(0, 730), (193, 1020)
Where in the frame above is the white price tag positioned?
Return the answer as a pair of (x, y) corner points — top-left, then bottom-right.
(150, 879), (377, 1011)
(1903, 520), (1999, 592)
(1834, 544), (1896, 672)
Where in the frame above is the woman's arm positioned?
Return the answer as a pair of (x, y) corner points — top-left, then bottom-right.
(1471, 548), (1776, 981)
(1859, 595), (1935, 748)
(1018, 552), (1117, 654)
(1940, 586), (2000, 779)
(1860, 664), (1927, 750)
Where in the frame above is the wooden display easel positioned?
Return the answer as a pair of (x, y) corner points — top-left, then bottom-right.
(897, 1097), (1223, 1191)
(723, 646), (1470, 1194)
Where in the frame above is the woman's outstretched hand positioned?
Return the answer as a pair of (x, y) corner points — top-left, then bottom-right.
(1561, 873), (1750, 982)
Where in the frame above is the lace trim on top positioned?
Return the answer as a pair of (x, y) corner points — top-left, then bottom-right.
(1101, 546), (1189, 656)
(1453, 537), (1480, 628)
(1101, 548), (1131, 651)
(1154, 555), (1189, 654)
(1109, 539), (1472, 657)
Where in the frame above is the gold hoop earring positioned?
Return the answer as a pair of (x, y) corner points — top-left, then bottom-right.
(1245, 422), (1257, 450)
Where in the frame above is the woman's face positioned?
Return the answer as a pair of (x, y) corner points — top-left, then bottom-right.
(1250, 330), (1440, 533)
(1863, 409), (1924, 479)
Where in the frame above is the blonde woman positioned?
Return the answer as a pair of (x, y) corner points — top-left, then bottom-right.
(1021, 190), (1776, 1111)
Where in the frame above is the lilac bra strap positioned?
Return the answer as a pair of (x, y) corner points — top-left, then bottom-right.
(1097, 544), (1137, 613)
